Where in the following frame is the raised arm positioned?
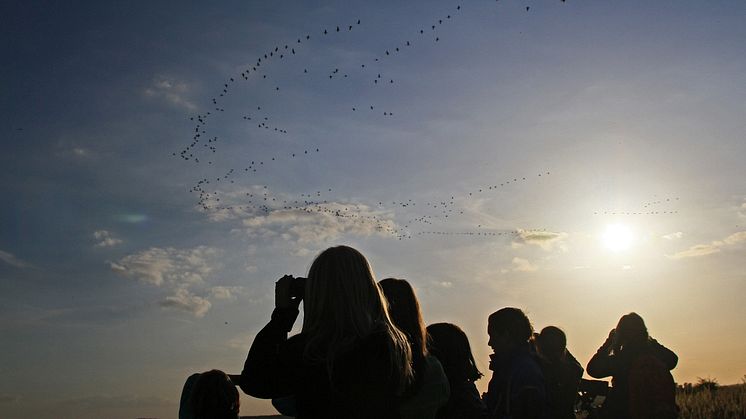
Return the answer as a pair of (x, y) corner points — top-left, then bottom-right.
(650, 338), (678, 370)
(240, 276), (302, 398)
(586, 330), (617, 379)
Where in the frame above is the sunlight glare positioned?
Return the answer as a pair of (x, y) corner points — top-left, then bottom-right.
(602, 223), (634, 252)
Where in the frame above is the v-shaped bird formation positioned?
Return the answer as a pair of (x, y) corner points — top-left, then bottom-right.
(172, 1), (680, 241)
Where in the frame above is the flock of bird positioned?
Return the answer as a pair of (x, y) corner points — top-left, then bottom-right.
(173, 0), (680, 241)
(593, 197), (681, 216)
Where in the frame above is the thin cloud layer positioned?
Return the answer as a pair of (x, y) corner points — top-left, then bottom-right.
(662, 232), (683, 240)
(668, 231), (746, 259)
(93, 230), (122, 248)
(512, 229), (568, 251)
(244, 205), (396, 244)
(110, 246), (221, 317)
(159, 288), (212, 318)
(110, 246), (219, 287)
(512, 257), (538, 272)
(209, 285), (246, 300)
(0, 250), (32, 269)
(143, 76), (196, 111)
(202, 187), (399, 244)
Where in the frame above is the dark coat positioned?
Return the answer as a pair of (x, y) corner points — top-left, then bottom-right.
(537, 351), (583, 419)
(586, 338), (678, 419)
(483, 343), (549, 419)
(435, 379), (488, 419)
(240, 307), (402, 419)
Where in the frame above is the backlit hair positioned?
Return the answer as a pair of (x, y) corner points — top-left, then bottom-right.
(378, 278), (428, 359)
(536, 326), (567, 361)
(615, 312), (648, 348)
(488, 307), (534, 344)
(427, 322), (483, 384)
(301, 246), (413, 394)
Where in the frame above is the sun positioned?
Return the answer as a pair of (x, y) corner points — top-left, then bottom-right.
(602, 223), (634, 252)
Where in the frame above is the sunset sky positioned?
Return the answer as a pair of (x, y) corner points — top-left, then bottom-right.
(2, 1), (745, 417)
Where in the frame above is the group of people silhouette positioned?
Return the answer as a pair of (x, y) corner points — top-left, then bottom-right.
(180, 245), (678, 419)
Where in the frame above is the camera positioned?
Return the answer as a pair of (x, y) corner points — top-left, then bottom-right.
(289, 276), (306, 299)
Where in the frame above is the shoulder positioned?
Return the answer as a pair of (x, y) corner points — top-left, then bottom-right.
(511, 353), (546, 388)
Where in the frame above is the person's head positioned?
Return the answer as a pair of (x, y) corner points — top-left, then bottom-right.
(535, 326), (567, 362)
(427, 322), (483, 384)
(615, 312), (648, 348)
(487, 307), (533, 355)
(301, 245), (413, 392)
(190, 370), (239, 419)
(378, 278), (427, 359)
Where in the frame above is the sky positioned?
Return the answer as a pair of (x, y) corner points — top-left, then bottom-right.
(1, 0), (745, 417)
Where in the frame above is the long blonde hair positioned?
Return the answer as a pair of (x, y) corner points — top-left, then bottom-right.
(302, 246), (413, 394)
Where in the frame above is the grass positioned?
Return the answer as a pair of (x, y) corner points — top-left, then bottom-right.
(677, 384), (746, 419)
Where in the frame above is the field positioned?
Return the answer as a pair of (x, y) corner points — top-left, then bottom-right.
(240, 385), (746, 419)
(677, 384), (746, 419)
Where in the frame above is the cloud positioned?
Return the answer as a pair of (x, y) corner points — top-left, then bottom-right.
(512, 229), (568, 251)
(111, 246), (221, 317)
(662, 232), (683, 240)
(511, 257), (538, 272)
(739, 200), (746, 218)
(202, 187), (399, 245)
(143, 76), (196, 111)
(159, 288), (212, 318)
(110, 246), (219, 287)
(93, 230), (122, 248)
(209, 286), (246, 301)
(0, 250), (32, 269)
(668, 231), (746, 259)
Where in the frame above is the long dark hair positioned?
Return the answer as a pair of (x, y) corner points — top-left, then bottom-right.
(427, 322), (483, 384)
(378, 278), (427, 359)
(379, 277), (428, 396)
(302, 246), (413, 395)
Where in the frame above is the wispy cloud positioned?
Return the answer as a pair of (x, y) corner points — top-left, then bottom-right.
(202, 187), (399, 246)
(93, 230), (122, 248)
(110, 246), (221, 317)
(159, 288), (212, 318)
(143, 76), (197, 111)
(511, 257), (538, 272)
(512, 229), (568, 251)
(662, 231), (683, 240)
(668, 231), (746, 259)
(0, 250), (33, 269)
(110, 246), (219, 287)
(209, 285), (246, 301)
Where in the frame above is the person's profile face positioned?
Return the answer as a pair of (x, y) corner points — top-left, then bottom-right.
(487, 323), (509, 355)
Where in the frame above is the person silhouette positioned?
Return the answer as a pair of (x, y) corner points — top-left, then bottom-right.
(482, 307), (548, 419)
(240, 246), (413, 419)
(586, 313), (678, 419)
(426, 322), (488, 419)
(379, 278), (450, 419)
(533, 326), (583, 419)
